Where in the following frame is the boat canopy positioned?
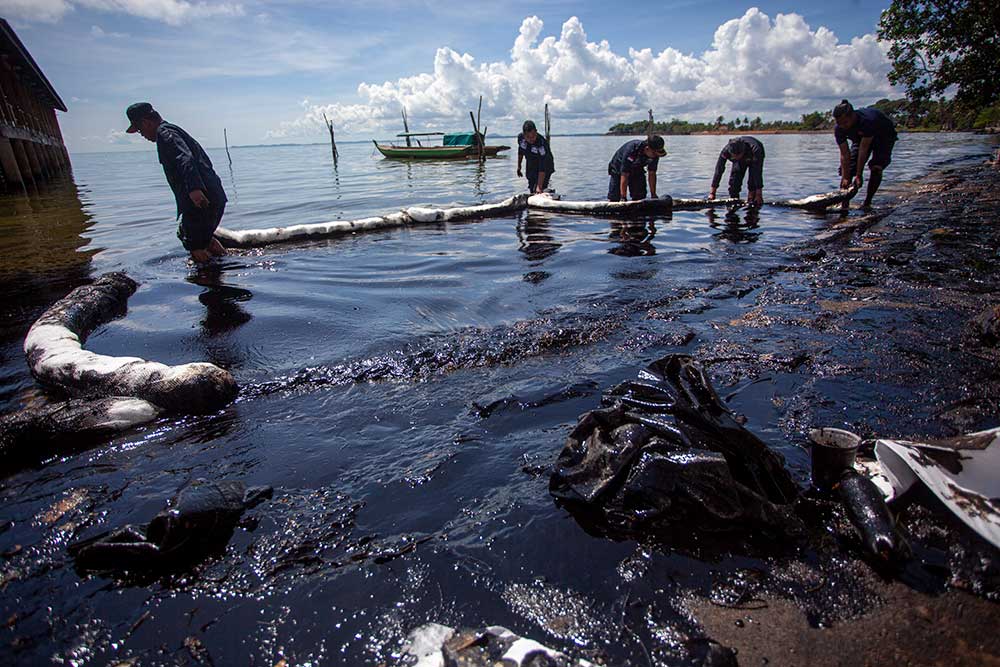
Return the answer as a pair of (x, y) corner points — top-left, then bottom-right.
(442, 132), (479, 146)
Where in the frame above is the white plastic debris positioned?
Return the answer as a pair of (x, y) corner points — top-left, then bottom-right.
(875, 427), (1000, 548)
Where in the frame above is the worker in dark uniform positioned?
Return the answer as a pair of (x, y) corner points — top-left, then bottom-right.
(607, 136), (665, 201)
(516, 120), (555, 194)
(125, 102), (228, 262)
(833, 99), (898, 208)
(708, 136), (765, 207)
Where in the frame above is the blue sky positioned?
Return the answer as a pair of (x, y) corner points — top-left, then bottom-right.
(3, 0), (895, 153)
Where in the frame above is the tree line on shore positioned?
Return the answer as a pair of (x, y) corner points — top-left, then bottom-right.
(607, 98), (1000, 136)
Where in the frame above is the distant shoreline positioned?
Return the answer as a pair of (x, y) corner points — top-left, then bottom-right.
(606, 129), (829, 136)
(605, 128), (981, 137)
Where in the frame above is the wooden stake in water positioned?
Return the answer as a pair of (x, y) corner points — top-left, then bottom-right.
(647, 109), (654, 139)
(401, 108), (411, 148)
(544, 103), (551, 144)
(476, 95), (484, 159)
(224, 128), (233, 168)
(322, 112), (339, 166)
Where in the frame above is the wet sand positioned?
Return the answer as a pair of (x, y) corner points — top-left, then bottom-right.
(686, 162), (1000, 666)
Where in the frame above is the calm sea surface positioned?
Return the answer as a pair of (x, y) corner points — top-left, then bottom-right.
(0, 133), (995, 664)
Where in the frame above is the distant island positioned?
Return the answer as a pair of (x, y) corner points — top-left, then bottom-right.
(608, 97), (1000, 135)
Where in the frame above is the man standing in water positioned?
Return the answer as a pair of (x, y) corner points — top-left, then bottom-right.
(516, 120), (555, 194)
(833, 99), (898, 209)
(125, 103), (227, 262)
(708, 136), (765, 207)
(607, 136), (666, 201)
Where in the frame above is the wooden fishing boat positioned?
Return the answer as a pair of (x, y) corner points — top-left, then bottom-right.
(373, 131), (510, 160)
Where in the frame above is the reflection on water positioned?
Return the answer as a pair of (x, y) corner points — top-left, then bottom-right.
(187, 262), (253, 337)
(706, 206), (762, 244)
(517, 215), (562, 262)
(608, 219), (658, 256)
(0, 178), (96, 404)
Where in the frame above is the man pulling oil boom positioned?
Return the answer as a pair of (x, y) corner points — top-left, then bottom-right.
(833, 99), (898, 209)
(708, 136), (765, 207)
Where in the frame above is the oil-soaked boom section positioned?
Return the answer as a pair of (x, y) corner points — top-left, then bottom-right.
(0, 19), (71, 194)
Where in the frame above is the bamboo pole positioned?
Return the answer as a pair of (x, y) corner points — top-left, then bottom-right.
(476, 95), (484, 159)
(224, 128), (233, 168)
(647, 109), (654, 139)
(544, 103), (551, 144)
(468, 110), (480, 157)
(401, 108), (411, 147)
(322, 113), (338, 165)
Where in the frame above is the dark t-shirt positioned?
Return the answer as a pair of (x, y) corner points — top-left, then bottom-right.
(608, 139), (658, 175)
(711, 136), (765, 188)
(517, 133), (555, 174)
(156, 122), (227, 218)
(835, 107), (898, 146)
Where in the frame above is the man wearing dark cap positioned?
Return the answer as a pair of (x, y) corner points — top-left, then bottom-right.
(607, 136), (665, 201)
(516, 120), (555, 194)
(833, 99), (898, 208)
(125, 102), (228, 262)
(708, 136), (765, 207)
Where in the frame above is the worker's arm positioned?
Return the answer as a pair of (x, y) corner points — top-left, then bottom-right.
(838, 142), (852, 190)
(648, 169), (657, 199)
(516, 152), (523, 177)
(709, 153), (726, 198)
(853, 136), (874, 188)
(162, 129), (209, 208)
(620, 173), (629, 200)
(535, 172), (546, 194)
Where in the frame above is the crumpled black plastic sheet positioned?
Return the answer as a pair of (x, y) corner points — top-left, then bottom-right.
(550, 354), (800, 539)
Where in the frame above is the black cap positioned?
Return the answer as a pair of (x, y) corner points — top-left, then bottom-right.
(647, 135), (666, 156)
(125, 102), (155, 133)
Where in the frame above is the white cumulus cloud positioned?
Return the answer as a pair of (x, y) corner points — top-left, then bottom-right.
(269, 8), (894, 139)
(0, 0), (73, 22)
(0, 0), (242, 25)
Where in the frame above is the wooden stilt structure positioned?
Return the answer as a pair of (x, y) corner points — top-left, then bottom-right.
(0, 19), (70, 193)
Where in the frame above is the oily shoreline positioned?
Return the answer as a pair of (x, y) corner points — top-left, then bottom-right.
(684, 161), (1000, 666)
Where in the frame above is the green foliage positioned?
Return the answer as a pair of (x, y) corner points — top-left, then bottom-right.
(974, 105), (1000, 129)
(878, 0), (1000, 109)
(607, 97), (996, 135)
(872, 97), (989, 129)
(607, 111), (830, 135)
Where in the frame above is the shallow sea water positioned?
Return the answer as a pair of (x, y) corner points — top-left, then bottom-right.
(0, 133), (995, 664)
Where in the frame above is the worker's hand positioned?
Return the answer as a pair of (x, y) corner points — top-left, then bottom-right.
(752, 190), (763, 207)
(189, 190), (210, 209)
(708, 188), (717, 200)
(649, 192), (657, 199)
(852, 175), (863, 189)
(516, 167), (523, 177)
(840, 177), (851, 190)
